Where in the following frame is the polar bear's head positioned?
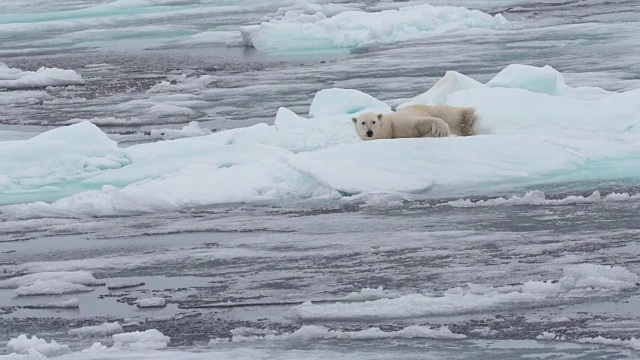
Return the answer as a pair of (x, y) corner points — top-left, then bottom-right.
(352, 112), (385, 140)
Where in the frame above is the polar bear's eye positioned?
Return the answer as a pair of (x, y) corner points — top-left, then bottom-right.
(361, 122), (365, 125)
(372, 121), (376, 124)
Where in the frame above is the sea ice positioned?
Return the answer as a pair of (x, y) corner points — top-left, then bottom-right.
(6, 335), (71, 357)
(442, 190), (640, 207)
(112, 329), (170, 350)
(341, 286), (400, 301)
(1, 64), (640, 217)
(135, 297), (166, 308)
(241, 4), (509, 51)
(0, 270), (102, 288)
(226, 324), (465, 342)
(26, 298), (80, 309)
(68, 322), (124, 336)
(0, 63), (84, 89)
(14, 280), (94, 296)
(288, 264), (638, 321)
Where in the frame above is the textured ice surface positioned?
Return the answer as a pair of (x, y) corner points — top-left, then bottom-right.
(27, 298), (80, 309)
(135, 297), (166, 308)
(442, 190), (640, 207)
(14, 280), (94, 296)
(6, 335), (71, 357)
(0, 63), (84, 89)
(227, 325), (465, 342)
(112, 329), (170, 350)
(68, 322), (123, 336)
(0, 271), (102, 288)
(2, 64), (639, 217)
(241, 4), (509, 51)
(288, 264), (639, 321)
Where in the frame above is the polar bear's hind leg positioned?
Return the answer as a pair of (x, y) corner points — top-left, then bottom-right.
(460, 108), (477, 136)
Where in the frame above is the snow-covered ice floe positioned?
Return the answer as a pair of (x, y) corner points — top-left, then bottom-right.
(241, 4), (509, 51)
(135, 297), (166, 308)
(287, 264), (638, 321)
(538, 332), (640, 351)
(0, 63), (84, 89)
(0, 271), (103, 296)
(68, 322), (124, 336)
(1, 64), (640, 218)
(3, 329), (169, 359)
(212, 324), (465, 343)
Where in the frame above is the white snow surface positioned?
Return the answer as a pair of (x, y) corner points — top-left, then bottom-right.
(68, 322), (124, 336)
(287, 264), (639, 321)
(241, 4), (509, 51)
(1, 64), (640, 217)
(0, 63), (84, 89)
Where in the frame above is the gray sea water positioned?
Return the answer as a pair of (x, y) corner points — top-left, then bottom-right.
(2, 1), (640, 359)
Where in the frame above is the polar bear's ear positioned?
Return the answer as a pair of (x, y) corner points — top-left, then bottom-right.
(351, 117), (357, 123)
(377, 114), (383, 120)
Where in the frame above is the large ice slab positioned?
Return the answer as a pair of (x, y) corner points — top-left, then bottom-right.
(241, 4), (509, 51)
(0, 63), (84, 89)
(288, 264), (639, 321)
(1, 64), (640, 218)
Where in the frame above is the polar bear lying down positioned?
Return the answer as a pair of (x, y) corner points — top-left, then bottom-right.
(352, 104), (477, 140)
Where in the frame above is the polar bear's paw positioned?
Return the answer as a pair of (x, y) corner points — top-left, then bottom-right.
(429, 118), (451, 138)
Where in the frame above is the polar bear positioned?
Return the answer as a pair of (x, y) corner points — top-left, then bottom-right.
(352, 104), (477, 141)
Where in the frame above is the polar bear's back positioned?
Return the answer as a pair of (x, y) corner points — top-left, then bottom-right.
(393, 104), (476, 136)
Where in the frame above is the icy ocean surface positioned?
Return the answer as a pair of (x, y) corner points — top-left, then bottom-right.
(2, 0), (640, 359)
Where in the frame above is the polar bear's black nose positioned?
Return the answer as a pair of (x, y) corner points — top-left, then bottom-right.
(366, 130), (373, 137)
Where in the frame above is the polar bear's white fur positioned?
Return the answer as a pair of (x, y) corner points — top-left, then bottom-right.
(352, 104), (477, 141)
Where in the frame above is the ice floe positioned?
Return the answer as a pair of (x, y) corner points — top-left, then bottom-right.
(241, 4), (509, 51)
(0, 63), (84, 89)
(287, 264), (639, 321)
(1, 64), (640, 217)
(68, 322), (124, 336)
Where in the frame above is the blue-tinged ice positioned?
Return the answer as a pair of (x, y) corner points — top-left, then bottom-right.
(241, 4), (509, 51)
(1, 64), (640, 218)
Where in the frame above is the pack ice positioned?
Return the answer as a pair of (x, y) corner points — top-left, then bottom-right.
(1, 64), (640, 218)
(241, 3), (509, 51)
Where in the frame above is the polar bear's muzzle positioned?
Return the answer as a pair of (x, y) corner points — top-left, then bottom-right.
(366, 130), (373, 137)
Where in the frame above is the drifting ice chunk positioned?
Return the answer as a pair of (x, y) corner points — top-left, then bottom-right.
(146, 103), (195, 117)
(241, 4), (508, 51)
(112, 329), (170, 350)
(309, 88), (391, 117)
(148, 121), (211, 140)
(69, 322), (124, 336)
(135, 297), (166, 308)
(341, 286), (400, 301)
(14, 279), (94, 296)
(0, 63), (85, 89)
(26, 298), (80, 309)
(108, 281), (145, 290)
(227, 325), (465, 342)
(7, 335), (71, 357)
(0, 270), (102, 288)
(288, 264), (638, 321)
